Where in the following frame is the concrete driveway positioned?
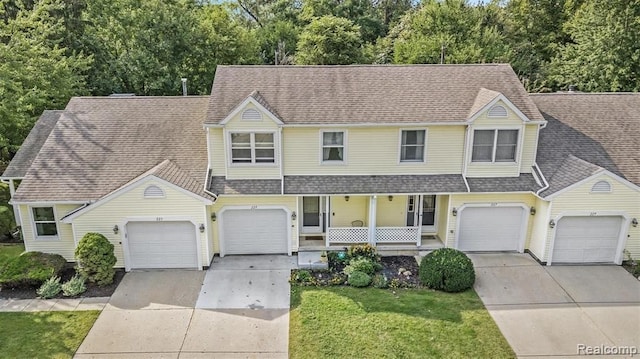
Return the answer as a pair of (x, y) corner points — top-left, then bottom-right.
(471, 254), (640, 358)
(75, 255), (295, 358)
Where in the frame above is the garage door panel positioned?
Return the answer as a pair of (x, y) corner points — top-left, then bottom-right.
(552, 216), (622, 264)
(458, 206), (525, 252)
(126, 221), (198, 269)
(222, 209), (288, 255)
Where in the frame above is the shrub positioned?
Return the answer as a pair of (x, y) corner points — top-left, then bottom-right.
(75, 233), (117, 286)
(328, 273), (347, 285)
(347, 244), (379, 262)
(372, 274), (388, 288)
(343, 257), (380, 276)
(291, 270), (317, 286)
(37, 276), (62, 299)
(62, 274), (87, 297)
(0, 252), (66, 288)
(419, 248), (475, 293)
(348, 271), (371, 287)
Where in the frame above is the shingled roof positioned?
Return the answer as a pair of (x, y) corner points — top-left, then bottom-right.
(12, 96), (210, 202)
(531, 93), (640, 196)
(207, 64), (544, 125)
(2, 110), (62, 178)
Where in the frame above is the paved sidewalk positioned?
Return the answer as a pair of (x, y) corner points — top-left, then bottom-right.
(0, 297), (110, 312)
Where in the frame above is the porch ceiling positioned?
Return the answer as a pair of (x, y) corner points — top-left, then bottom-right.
(284, 175), (467, 195)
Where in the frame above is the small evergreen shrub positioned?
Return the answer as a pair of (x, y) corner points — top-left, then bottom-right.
(372, 274), (388, 288)
(0, 252), (66, 288)
(75, 233), (117, 286)
(37, 276), (62, 299)
(343, 257), (379, 276)
(347, 244), (379, 262)
(328, 273), (347, 285)
(291, 270), (318, 286)
(419, 248), (475, 292)
(348, 270), (371, 287)
(62, 274), (87, 297)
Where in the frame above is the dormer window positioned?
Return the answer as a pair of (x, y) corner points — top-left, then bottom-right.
(144, 185), (165, 198)
(241, 109), (262, 121)
(472, 129), (518, 163)
(488, 105), (508, 117)
(591, 180), (612, 193)
(231, 132), (275, 164)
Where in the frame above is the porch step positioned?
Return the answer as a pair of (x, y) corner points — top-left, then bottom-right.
(297, 251), (329, 270)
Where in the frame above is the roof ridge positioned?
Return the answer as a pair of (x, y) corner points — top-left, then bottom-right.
(217, 63), (511, 69)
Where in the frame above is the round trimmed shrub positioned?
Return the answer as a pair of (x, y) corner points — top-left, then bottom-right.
(348, 270), (371, 287)
(371, 274), (388, 288)
(75, 232), (117, 286)
(343, 257), (378, 276)
(419, 248), (475, 292)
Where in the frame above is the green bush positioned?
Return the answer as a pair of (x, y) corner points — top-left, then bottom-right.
(348, 271), (371, 287)
(37, 276), (62, 299)
(347, 244), (379, 262)
(328, 273), (347, 285)
(343, 257), (380, 276)
(291, 269), (316, 285)
(75, 233), (117, 286)
(62, 274), (87, 297)
(371, 274), (388, 288)
(0, 252), (66, 288)
(419, 248), (475, 293)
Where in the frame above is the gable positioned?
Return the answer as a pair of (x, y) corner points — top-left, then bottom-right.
(547, 171), (640, 201)
(219, 97), (282, 130)
(469, 99), (531, 126)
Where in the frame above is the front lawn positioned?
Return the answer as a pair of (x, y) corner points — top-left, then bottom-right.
(0, 243), (24, 265)
(0, 311), (99, 358)
(289, 286), (514, 359)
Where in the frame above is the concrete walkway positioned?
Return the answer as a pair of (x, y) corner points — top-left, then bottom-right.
(470, 253), (640, 358)
(0, 297), (110, 312)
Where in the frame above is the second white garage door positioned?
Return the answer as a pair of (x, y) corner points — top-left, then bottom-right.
(221, 208), (288, 255)
(552, 216), (623, 264)
(458, 206), (525, 252)
(126, 221), (198, 269)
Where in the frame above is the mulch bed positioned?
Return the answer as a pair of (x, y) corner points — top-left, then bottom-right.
(0, 267), (125, 300)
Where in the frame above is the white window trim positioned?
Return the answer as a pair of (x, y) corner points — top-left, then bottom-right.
(469, 127), (522, 165)
(319, 130), (347, 165)
(227, 130), (278, 167)
(398, 128), (428, 164)
(30, 206), (60, 240)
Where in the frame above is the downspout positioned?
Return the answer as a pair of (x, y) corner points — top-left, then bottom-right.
(461, 125), (471, 192)
(203, 127), (218, 201)
(534, 163), (550, 196)
(279, 126), (284, 195)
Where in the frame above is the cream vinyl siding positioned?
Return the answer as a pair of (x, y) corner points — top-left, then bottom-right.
(72, 180), (208, 268)
(527, 198), (551, 260)
(209, 128), (226, 175)
(283, 126), (465, 175)
(210, 195), (298, 253)
(544, 174), (640, 261)
(376, 196), (407, 227)
(20, 204), (82, 261)
(519, 124), (539, 170)
(445, 193), (537, 248)
(329, 195), (369, 227)
(436, 195), (450, 241)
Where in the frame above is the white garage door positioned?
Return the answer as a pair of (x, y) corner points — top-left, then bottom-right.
(458, 206), (525, 252)
(221, 209), (288, 255)
(552, 216), (623, 264)
(126, 221), (198, 269)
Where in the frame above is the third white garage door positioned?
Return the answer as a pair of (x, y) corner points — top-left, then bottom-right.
(221, 208), (288, 255)
(458, 206), (525, 252)
(552, 216), (623, 264)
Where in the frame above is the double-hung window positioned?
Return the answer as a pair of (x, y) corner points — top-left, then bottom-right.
(472, 129), (518, 162)
(32, 207), (57, 237)
(230, 132), (275, 164)
(322, 131), (345, 162)
(400, 130), (426, 162)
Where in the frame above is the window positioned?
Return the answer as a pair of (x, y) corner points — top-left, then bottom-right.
(322, 131), (344, 162)
(230, 132), (275, 164)
(32, 207), (57, 237)
(472, 129), (518, 163)
(400, 130), (425, 162)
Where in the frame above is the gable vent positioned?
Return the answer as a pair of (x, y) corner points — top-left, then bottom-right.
(241, 109), (262, 121)
(591, 180), (612, 193)
(488, 105), (508, 117)
(144, 185), (165, 198)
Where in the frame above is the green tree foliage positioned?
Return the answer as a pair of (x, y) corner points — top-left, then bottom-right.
(550, 0), (640, 91)
(391, 0), (510, 64)
(296, 15), (363, 64)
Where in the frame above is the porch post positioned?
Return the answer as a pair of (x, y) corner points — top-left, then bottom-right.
(368, 195), (377, 246)
(8, 179), (21, 226)
(416, 194), (422, 247)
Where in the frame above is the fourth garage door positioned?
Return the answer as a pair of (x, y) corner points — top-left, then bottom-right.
(458, 206), (525, 252)
(221, 208), (288, 255)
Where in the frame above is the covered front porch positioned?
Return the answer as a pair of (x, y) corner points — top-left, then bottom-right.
(297, 194), (449, 251)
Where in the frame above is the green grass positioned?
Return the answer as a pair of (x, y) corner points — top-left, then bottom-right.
(0, 311), (100, 358)
(0, 243), (24, 266)
(289, 286), (515, 359)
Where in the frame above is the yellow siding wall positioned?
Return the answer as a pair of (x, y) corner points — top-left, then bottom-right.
(445, 193), (537, 248)
(376, 196), (406, 227)
(210, 195), (298, 252)
(283, 126), (465, 175)
(542, 174), (640, 261)
(209, 128), (225, 176)
(329, 195), (369, 227)
(520, 124), (539, 170)
(20, 204), (82, 261)
(436, 195), (449, 240)
(528, 197), (551, 261)
(72, 179), (208, 268)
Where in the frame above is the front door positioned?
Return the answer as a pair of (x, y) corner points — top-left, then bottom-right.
(302, 196), (321, 233)
(406, 195), (417, 226)
(421, 195), (436, 233)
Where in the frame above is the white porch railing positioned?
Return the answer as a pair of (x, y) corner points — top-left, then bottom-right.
(375, 227), (421, 244)
(326, 227), (369, 244)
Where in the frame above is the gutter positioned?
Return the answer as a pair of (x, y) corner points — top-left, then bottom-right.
(203, 168), (218, 202)
(534, 163), (550, 196)
(462, 175), (471, 193)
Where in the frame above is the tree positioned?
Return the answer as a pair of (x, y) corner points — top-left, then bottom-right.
(550, 0), (640, 91)
(296, 15), (363, 64)
(301, 0), (384, 44)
